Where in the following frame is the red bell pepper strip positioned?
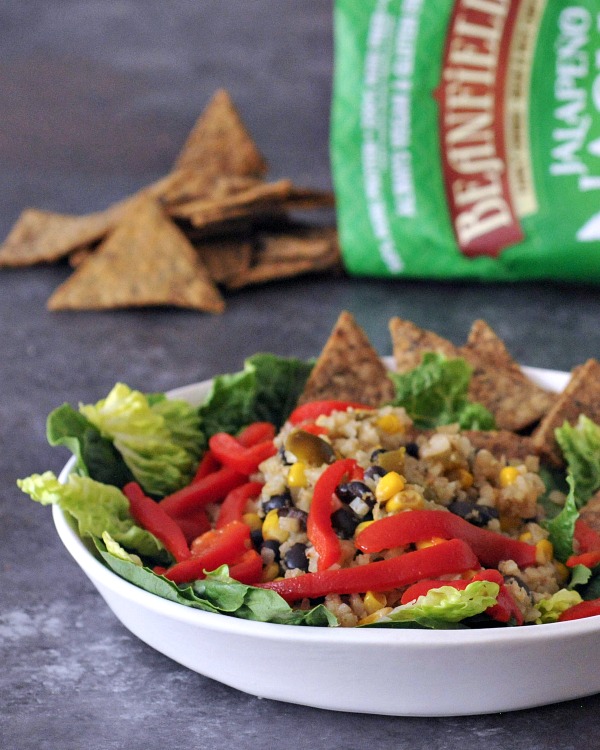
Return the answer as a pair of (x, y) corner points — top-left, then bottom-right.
(123, 482), (191, 562)
(228, 549), (263, 585)
(566, 550), (600, 569)
(172, 510), (212, 545)
(237, 422), (276, 447)
(259, 538), (478, 602)
(216, 481), (264, 529)
(574, 518), (600, 553)
(159, 466), (247, 517)
(208, 432), (277, 475)
(308, 459), (357, 571)
(558, 598), (600, 622)
(165, 520), (251, 584)
(355, 509), (538, 568)
(288, 400), (374, 426)
(191, 450), (221, 483)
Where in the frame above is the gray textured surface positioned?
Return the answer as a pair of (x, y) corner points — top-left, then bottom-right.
(2, 2), (600, 748)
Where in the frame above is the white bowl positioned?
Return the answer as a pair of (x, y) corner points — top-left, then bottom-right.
(52, 365), (600, 716)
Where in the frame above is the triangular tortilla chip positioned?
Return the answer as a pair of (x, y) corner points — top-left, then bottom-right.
(389, 317), (459, 372)
(196, 239), (253, 285)
(532, 359), (600, 464)
(0, 204), (126, 267)
(459, 320), (555, 431)
(47, 198), (224, 313)
(297, 311), (395, 406)
(172, 89), (268, 179)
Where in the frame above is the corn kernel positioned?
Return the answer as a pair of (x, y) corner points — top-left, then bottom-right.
(355, 520), (375, 536)
(357, 607), (393, 626)
(376, 413), (403, 434)
(536, 539), (554, 564)
(242, 512), (263, 531)
(375, 471), (406, 503)
(261, 562), (281, 582)
(518, 531), (533, 543)
(385, 489), (424, 514)
(458, 469), (474, 489)
(499, 466), (519, 487)
(287, 461), (307, 488)
(415, 536), (446, 550)
(262, 509), (289, 543)
(363, 590), (387, 614)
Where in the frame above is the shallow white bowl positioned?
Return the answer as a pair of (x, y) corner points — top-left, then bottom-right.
(53, 365), (600, 716)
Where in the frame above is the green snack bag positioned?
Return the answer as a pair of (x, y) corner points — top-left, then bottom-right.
(331, 0), (600, 282)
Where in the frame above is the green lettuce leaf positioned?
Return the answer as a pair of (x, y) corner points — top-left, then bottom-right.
(388, 353), (496, 430)
(17, 471), (169, 561)
(199, 354), (313, 439)
(535, 589), (583, 623)
(79, 383), (203, 497)
(378, 580), (499, 626)
(46, 403), (134, 487)
(545, 474), (579, 563)
(555, 415), (600, 506)
(97, 542), (336, 626)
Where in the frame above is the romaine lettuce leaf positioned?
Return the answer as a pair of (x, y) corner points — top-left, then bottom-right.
(198, 354), (313, 438)
(545, 474), (579, 563)
(535, 589), (583, 623)
(18, 472), (169, 561)
(555, 415), (600, 506)
(378, 580), (499, 626)
(46, 403), (135, 487)
(97, 541), (336, 626)
(79, 383), (202, 497)
(388, 353), (496, 430)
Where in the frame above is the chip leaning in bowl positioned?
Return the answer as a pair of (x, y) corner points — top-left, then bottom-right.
(18, 314), (600, 628)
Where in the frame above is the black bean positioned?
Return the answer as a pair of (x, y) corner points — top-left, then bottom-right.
(250, 528), (263, 550)
(404, 442), (420, 458)
(448, 499), (499, 527)
(335, 480), (375, 506)
(503, 575), (531, 596)
(262, 491), (292, 513)
(363, 465), (386, 482)
(283, 543), (309, 572)
(331, 506), (360, 538)
(261, 539), (281, 562)
(277, 506), (308, 530)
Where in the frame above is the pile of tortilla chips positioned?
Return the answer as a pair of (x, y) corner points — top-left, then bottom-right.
(302, 311), (600, 470)
(0, 89), (340, 313)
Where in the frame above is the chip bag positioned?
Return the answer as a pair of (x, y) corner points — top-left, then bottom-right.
(331, 0), (600, 281)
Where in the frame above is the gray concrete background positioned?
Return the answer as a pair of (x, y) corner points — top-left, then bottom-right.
(2, 3), (600, 748)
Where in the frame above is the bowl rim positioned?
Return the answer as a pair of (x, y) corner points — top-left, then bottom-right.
(52, 362), (600, 647)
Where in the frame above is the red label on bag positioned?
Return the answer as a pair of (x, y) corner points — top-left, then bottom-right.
(437, 0), (524, 258)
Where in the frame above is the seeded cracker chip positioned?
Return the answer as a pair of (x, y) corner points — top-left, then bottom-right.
(47, 198), (224, 313)
(172, 89), (268, 179)
(532, 358), (600, 465)
(297, 311), (396, 407)
(197, 239), (253, 286)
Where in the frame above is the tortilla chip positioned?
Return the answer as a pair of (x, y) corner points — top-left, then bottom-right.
(532, 359), (600, 464)
(226, 227), (341, 289)
(297, 311), (396, 407)
(196, 239), (253, 286)
(0, 204), (126, 267)
(172, 89), (268, 179)
(459, 320), (555, 431)
(47, 198), (225, 313)
(389, 317), (459, 372)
